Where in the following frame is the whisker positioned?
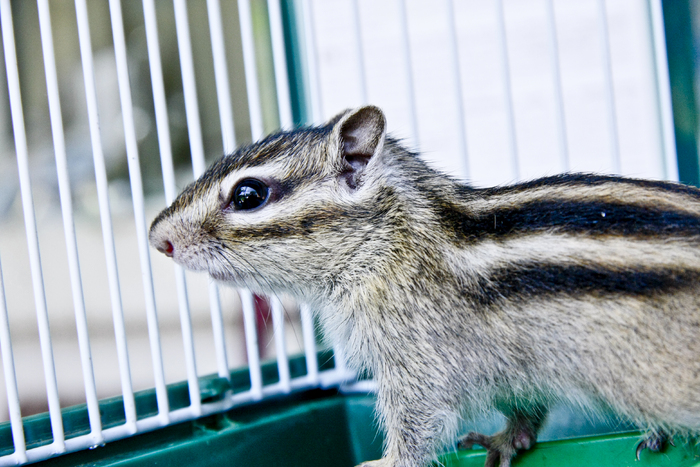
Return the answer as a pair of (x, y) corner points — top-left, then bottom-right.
(227, 249), (303, 358)
(216, 245), (305, 353)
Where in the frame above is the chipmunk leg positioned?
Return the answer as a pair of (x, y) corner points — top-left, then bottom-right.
(458, 409), (545, 467)
(357, 376), (458, 467)
(636, 431), (673, 460)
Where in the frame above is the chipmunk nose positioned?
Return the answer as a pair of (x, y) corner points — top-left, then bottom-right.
(154, 239), (174, 257)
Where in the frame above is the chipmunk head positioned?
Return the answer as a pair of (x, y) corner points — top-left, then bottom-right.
(149, 105), (388, 298)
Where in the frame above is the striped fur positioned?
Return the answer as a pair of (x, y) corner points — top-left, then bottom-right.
(150, 106), (700, 467)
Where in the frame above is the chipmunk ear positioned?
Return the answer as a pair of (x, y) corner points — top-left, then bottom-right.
(330, 105), (386, 190)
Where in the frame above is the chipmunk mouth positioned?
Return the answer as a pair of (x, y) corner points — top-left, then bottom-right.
(170, 252), (210, 273)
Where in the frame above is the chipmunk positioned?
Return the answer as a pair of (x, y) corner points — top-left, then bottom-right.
(149, 106), (700, 467)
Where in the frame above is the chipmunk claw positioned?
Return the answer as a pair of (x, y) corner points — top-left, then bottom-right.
(635, 432), (672, 460)
(458, 429), (534, 467)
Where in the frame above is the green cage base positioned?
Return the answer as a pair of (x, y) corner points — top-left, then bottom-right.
(29, 389), (699, 467)
(4, 354), (697, 467)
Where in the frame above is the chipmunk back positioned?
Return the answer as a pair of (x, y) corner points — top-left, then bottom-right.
(149, 106), (700, 467)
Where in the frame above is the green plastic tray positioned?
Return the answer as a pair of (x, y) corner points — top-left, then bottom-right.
(3, 354), (697, 467)
(29, 390), (700, 467)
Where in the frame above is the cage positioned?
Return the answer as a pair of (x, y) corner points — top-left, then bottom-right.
(0, 0), (698, 466)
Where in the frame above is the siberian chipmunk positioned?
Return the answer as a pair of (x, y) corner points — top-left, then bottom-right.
(150, 106), (700, 467)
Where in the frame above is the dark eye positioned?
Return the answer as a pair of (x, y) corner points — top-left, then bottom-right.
(231, 179), (269, 210)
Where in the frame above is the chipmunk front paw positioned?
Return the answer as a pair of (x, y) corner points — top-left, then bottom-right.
(458, 425), (536, 467)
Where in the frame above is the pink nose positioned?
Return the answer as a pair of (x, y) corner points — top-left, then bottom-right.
(156, 240), (174, 257)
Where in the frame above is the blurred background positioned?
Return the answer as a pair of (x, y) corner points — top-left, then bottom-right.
(0, 0), (698, 425)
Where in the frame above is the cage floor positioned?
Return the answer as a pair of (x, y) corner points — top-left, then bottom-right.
(24, 388), (699, 467)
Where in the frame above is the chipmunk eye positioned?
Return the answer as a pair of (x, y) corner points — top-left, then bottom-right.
(231, 179), (269, 211)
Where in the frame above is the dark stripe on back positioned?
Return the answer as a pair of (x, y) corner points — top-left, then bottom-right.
(470, 264), (700, 307)
(441, 200), (700, 243)
(479, 173), (700, 198)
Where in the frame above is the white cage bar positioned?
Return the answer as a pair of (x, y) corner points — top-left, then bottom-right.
(238, 0), (265, 140)
(396, 0), (420, 148)
(596, 0), (621, 174)
(300, 0), (323, 124)
(445, 0), (469, 179)
(1, 0), (66, 457)
(544, 0), (569, 173)
(203, 0), (236, 381)
(37, 0), (103, 445)
(351, 0), (368, 104)
(649, 0), (679, 181)
(0, 0), (681, 464)
(494, 0), (519, 181)
(0, 257), (26, 464)
(74, 0), (138, 434)
(268, 0), (294, 129)
(109, 0), (172, 424)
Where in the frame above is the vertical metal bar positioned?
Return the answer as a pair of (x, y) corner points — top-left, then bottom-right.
(0, 0), (66, 452)
(351, 0), (368, 104)
(445, 0), (470, 180)
(37, 0), (103, 444)
(145, 0), (202, 414)
(206, 281), (229, 381)
(204, 0), (234, 380)
(237, 0), (278, 396)
(143, 0), (177, 203)
(173, 0), (206, 176)
(74, 0), (136, 431)
(240, 289), (263, 399)
(300, 0), (323, 123)
(108, 0), (170, 424)
(238, 0), (265, 139)
(207, 0), (237, 152)
(649, 0), (679, 181)
(268, 0), (294, 128)
(397, 0), (420, 148)
(544, 0), (569, 172)
(270, 297), (291, 393)
(0, 257), (27, 462)
(0, 28), (6, 143)
(172, 0), (211, 414)
(495, 0), (520, 180)
(300, 304), (318, 384)
(597, 0), (621, 173)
